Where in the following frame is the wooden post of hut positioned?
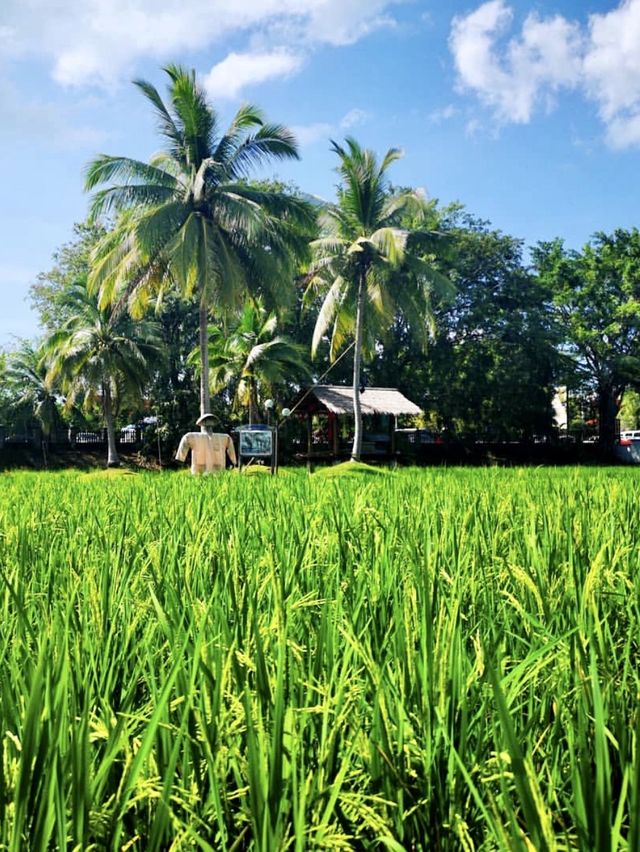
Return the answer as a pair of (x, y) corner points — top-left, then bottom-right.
(390, 414), (397, 460)
(330, 411), (339, 458)
(306, 412), (313, 472)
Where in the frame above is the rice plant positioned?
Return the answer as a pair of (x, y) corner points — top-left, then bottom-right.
(0, 467), (638, 849)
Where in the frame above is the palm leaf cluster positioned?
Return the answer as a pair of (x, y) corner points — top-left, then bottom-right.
(45, 283), (163, 465)
(306, 139), (452, 359)
(6, 342), (60, 442)
(305, 138), (453, 457)
(192, 299), (309, 423)
(85, 65), (315, 416)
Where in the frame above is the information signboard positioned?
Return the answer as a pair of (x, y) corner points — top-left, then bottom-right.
(238, 426), (273, 458)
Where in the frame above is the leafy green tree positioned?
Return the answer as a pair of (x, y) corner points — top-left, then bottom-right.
(368, 211), (558, 441)
(45, 283), (163, 466)
(620, 389), (640, 430)
(533, 229), (640, 450)
(85, 64), (314, 420)
(305, 138), (451, 460)
(29, 222), (106, 331)
(195, 299), (310, 424)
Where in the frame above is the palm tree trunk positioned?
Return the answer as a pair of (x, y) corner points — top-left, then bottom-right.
(103, 381), (120, 467)
(351, 272), (365, 462)
(199, 294), (211, 427)
(248, 376), (257, 425)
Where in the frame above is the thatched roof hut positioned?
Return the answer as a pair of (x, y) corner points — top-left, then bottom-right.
(291, 385), (422, 462)
(295, 385), (422, 417)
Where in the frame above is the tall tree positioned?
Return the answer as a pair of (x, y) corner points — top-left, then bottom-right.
(6, 341), (62, 465)
(85, 65), (314, 421)
(305, 138), (451, 460)
(29, 222), (106, 332)
(198, 299), (310, 424)
(533, 230), (640, 450)
(45, 283), (163, 466)
(412, 214), (558, 440)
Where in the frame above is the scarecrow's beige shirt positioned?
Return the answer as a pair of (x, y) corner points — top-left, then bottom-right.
(175, 432), (237, 474)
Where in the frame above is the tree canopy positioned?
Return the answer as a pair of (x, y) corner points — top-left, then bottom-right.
(533, 229), (640, 448)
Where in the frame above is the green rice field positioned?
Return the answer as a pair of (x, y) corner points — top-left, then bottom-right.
(0, 467), (639, 850)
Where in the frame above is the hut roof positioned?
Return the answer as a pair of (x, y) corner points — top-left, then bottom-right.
(302, 385), (422, 417)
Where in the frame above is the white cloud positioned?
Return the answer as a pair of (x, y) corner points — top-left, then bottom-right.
(0, 0), (400, 89)
(449, 0), (640, 149)
(583, 0), (640, 148)
(449, 0), (582, 124)
(203, 50), (303, 100)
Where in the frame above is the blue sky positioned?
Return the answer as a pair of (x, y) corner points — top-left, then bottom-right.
(2, 0), (640, 344)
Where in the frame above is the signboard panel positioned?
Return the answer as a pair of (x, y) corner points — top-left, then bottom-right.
(239, 427), (273, 458)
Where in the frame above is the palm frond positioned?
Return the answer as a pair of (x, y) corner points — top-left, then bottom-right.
(88, 184), (176, 221)
(164, 64), (215, 167)
(227, 123), (299, 178)
(85, 155), (177, 192)
(312, 277), (346, 357)
(213, 103), (265, 165)
(368, 227), (408, 266)
(132, 78), (184, 156)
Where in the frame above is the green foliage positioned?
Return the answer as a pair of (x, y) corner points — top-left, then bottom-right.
(619, 388), (640, 430)
(193, 298), (311, 423)
(422, 215), (558, 439)
(534, 229), (640, 446)
(0, 467), (639, 848)
(6, 340), (62, 440)
(312, 459), (388, 477)
(28, 222), (107, 332)
(143, 294), (202, 455)
(44, 282), (163, 464)
(305, 139), (451, 362)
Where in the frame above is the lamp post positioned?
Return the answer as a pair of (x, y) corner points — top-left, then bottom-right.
(265, 399), (275, 473)
(275, 407), (291, 475)
(262, 400), (291, 474)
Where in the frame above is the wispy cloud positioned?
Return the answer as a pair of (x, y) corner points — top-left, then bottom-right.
(340, 107), (370, 129)
(291, 107), (370, 147)
(429, 104), (460, 124)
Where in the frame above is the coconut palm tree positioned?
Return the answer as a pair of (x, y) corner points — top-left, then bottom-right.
(305, 138), (452, 461)
(45, 283), (163, 466)
(194, 299), (310, 424)
(85, 64), (314, 420)
(7, 340), (62, 466)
